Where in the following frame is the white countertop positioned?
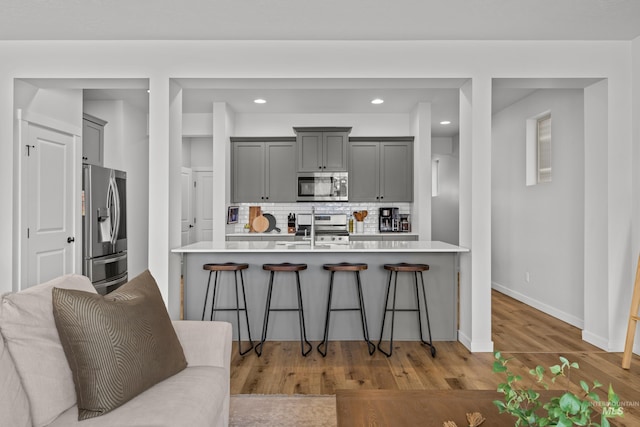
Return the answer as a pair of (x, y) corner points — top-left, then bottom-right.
(225, 232), (420, 238)
(172, 240), (468, 253)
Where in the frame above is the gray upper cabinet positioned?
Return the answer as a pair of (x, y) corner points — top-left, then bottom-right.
(82, 113), (107, 166)
(294, 127), (351, 172)
(231, 138), (296, 203)
(349, 137), (414, 202)
(349, 141), (379, 201)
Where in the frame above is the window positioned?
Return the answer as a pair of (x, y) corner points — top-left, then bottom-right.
(526, 111), (552, 186)
(536, 114), (552, 183)
(432, 158), (439, 197)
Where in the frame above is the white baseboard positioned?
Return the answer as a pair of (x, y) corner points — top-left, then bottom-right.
(492, 281), (584, 329)
(458, 330), (472, 351)
(581, 330), (609, 351)
(493, 282), (640, 356)
(458, 330), (494, 353)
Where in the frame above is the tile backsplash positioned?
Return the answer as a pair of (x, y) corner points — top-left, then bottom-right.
(228, 202), (412, 234)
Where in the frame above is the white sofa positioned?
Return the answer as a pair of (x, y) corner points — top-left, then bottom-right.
(0, 274), (232, 427)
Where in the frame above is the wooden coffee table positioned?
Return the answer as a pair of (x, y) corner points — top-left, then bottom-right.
(336, 389), (516, 426)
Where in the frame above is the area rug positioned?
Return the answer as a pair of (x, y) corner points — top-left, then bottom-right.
(229, 394), (337, 426)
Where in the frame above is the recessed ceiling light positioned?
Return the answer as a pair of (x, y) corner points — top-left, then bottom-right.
(371, 98), (384, 105)
(440, 120), (451, 125)
(254, 98), (267, 104)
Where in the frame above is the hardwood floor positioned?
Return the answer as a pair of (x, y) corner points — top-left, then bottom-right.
(230, 290), (640, 425)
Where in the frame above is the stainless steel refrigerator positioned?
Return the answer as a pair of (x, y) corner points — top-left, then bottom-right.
(82, 164), (127, 294)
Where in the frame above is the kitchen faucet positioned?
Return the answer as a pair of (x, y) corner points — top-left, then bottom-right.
(302, 206), (315, 249)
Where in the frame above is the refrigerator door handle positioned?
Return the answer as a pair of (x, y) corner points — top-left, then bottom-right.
(99, 275), (127, 288)
(93, 253), (127, 265)
(110, 173), (121, 246)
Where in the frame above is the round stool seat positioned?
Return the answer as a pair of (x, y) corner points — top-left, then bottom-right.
(383, 263), (429, 272)
(203, 262), (249, 271)
(323, 262), (368, 272)
(263, 263), (307, 272)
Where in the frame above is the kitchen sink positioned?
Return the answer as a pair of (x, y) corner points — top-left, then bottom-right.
(275, 241), (311, 247)
(274, 241), (349, 250)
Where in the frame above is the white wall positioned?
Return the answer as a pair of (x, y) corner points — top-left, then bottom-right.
(583, 80), (610, 348)
(631, 35), (640, 354)
(182, 138), (191, 168)
(181, 137), (214, 169)
(182, 113), (212, 136)
(492, 89), (585, 327)
(432, 136), (460, 245)
(0, 40), (635, 353)
(190, 137), (214, 169)
(234, 113), (411, 136)
(122, 101), (149, 279)
(14, 81), (83, 129)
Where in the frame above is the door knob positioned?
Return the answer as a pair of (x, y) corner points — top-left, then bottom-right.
(189, 225), (194, 228)
(67, 237), (75, 243)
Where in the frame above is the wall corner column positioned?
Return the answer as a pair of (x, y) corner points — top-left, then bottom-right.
(148, 76), (182, 317)
(458, 77), (494, 352)
(212, 102), (234, 243)
(411, 102), (432, 240)
(0, 77), (14, 293)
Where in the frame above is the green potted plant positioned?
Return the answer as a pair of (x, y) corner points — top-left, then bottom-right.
(492, 351), (623, 426)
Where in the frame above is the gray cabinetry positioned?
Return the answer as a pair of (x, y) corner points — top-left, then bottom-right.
(349, 137), (413, 202)
(231, 137), (296, 203)
(294, 127), (351, 172)
(82, 113), (107, 166)
(350, 234), (418, 242)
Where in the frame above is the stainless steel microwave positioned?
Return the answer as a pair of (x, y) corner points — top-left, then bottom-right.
(296, 172), (348, 201)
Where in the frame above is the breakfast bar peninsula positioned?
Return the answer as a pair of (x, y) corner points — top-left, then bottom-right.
(172, 240), (468, 342)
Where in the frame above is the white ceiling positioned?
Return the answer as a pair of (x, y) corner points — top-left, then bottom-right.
(49, 0), (633, 137)
(82, 77), (601, 137)
(2, 0), (640, 41)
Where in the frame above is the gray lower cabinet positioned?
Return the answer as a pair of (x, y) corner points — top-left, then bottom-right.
(294, 127), (350, 172)
(350, 234), (418, 241)
(231, 138), (296, 203)
(381, 234), (418, 241)
(350, 235), (383, 241)
(349, 138), (413, 202)
(82, 113), (107, 166)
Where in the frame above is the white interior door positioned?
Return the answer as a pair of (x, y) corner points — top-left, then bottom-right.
(181, 167), (195, 245)
(24, 123), (76, 288)
(194, 170), (214, 241)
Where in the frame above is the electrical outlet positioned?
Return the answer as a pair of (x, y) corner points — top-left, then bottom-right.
(525, 272), (531, 283)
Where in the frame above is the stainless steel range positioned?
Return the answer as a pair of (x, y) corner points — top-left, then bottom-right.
(296, 213), (350, 244)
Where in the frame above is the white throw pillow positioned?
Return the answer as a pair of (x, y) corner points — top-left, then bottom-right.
(0, 335), (31, 427)
(0, 274), (96, 427)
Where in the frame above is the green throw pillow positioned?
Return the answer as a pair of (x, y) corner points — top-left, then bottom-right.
(52, 270), (187, 420)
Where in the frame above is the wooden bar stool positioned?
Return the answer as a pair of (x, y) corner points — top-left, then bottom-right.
(377, 263), (436, 358)
(317, 262), (375, 357)
(255, 263), (312, 357)
(202, 262), (254, 356)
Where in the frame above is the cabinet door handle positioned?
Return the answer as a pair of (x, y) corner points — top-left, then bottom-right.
(67, 237), (75, 243)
